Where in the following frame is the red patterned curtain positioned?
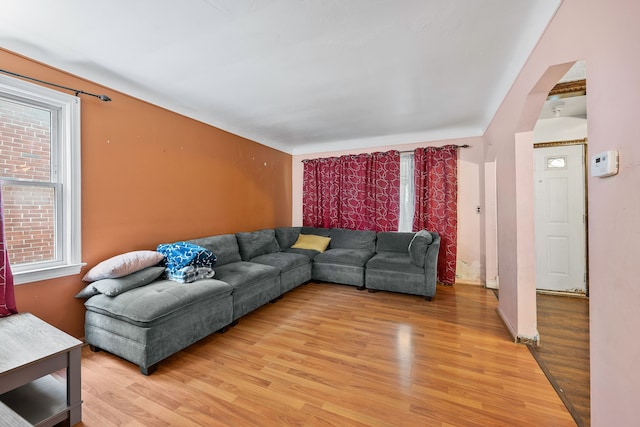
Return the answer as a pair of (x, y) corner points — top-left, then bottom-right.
(303, 156), (341, 228)
(0, 187), (17, 317)
(303, 151), (400, 231)
(413, 145), (458, 285)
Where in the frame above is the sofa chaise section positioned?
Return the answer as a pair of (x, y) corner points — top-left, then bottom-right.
(84, 278), (233, 375)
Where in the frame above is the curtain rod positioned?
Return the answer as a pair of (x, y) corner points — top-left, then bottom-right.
(301, 144), (470, 162)
(0, 68), (112, 101)
(400, 144), (470, 153)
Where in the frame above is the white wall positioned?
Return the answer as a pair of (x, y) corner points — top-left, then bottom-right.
(534, 116), (587, 142)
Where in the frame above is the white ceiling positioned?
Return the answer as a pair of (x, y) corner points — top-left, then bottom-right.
(538, 60), (587, 120)
(0, 0), (562, 155)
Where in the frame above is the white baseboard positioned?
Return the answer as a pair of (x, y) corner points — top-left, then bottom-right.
(454, 279), (483, 286)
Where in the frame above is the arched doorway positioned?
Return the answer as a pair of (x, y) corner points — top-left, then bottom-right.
(518, 60), (591, 426)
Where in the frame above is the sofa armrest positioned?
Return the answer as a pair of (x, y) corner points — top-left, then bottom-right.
(423, 233), (441, 293)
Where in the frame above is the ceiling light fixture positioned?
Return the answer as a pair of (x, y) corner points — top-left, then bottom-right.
(0, 68), (112, 102)
(551, 100), (564, 118)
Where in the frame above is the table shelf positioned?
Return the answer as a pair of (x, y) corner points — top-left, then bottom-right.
(0, 375), (72, 427)
(0, 401), (30, 427)
(0, 313), (82, 426)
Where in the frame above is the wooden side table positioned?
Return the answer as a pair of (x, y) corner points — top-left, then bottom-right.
(0, 313), (82, 426)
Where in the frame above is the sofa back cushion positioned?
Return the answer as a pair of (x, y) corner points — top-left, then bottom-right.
(376, 232), (416, 253)
(188, 234), (242, 267)
(275, 227), (302, 249)
(235, 229), (280, 261)
(328, 228), (376, 251)
(300, 226), (330, 237)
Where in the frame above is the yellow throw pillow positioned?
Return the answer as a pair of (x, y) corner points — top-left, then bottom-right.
(291, 234), (331, 252)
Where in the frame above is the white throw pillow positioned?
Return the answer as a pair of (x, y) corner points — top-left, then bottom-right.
(82, 250), (164, 282)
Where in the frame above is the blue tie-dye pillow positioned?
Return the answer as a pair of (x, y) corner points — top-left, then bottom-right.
(156, 241), (217, 276)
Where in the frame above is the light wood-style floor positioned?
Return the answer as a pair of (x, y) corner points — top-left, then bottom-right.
(78, 283), (575, 426)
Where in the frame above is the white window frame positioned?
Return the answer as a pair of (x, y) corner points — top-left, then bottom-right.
(0, 74), (83, 284)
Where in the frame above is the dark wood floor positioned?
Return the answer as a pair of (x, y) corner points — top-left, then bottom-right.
(529, 293), (590, 427)
(78, 282), (575, 426)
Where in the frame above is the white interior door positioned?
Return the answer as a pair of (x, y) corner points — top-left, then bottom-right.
(534, 144), (587, 293)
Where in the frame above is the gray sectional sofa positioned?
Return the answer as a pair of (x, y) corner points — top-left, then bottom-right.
(83, 227), (440, 375)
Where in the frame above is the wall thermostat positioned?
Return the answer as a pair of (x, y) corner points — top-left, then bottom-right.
(591, 150), (619, 177)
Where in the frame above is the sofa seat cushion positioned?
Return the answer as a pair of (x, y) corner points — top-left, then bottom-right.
(84, 279), (233, 327)
(213, 261), (280, 290)
(313, 248), (374, 267)
(366, 252), (424, 274)
(282, 247), (321, 260)
(250, 252), (310, 273)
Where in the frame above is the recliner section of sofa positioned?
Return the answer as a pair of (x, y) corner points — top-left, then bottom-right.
(83, 227), (440, 375)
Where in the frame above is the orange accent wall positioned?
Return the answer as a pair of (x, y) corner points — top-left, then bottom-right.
(1, 49), (292, 338)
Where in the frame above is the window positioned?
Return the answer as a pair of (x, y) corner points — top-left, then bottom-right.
(398, 152), (414, 232)
(0, 74), (82, 284)
(546, 155), (567, 169)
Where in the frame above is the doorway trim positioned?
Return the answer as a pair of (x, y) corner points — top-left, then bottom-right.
(533, 138), (589, 296)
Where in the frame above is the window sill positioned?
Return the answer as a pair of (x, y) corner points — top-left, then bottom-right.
(13, 263), (86, 285)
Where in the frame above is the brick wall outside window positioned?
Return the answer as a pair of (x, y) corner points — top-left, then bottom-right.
(0, 99), (55, 265)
